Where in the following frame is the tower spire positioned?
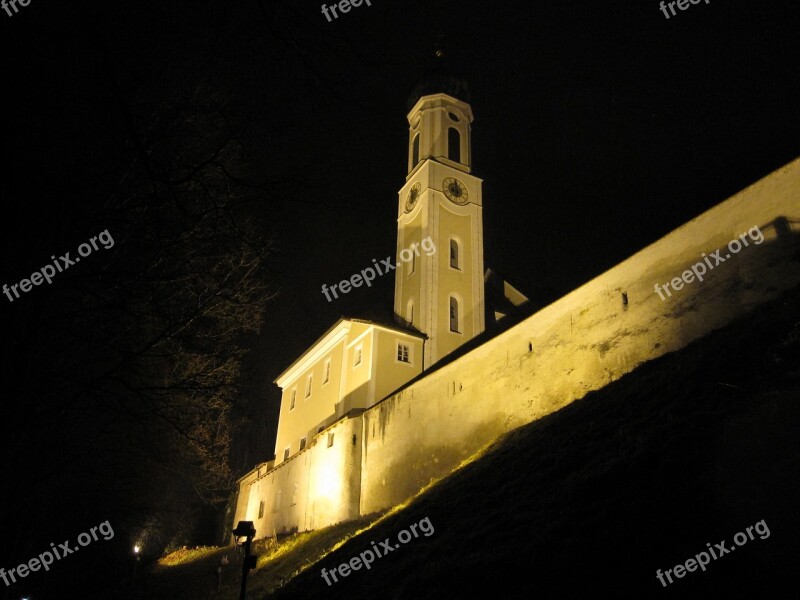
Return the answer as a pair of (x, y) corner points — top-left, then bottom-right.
(433, 0), (444, 57)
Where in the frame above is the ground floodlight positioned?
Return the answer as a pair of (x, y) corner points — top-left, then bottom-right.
(233, 521), (256, 542)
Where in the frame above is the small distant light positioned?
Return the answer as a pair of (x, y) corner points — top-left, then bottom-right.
(133, 545), (141, 554)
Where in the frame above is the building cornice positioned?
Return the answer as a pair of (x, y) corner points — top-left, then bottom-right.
(274, 319), (352, 388)
(274, 318), (427, 388)
(406, 93), (474, 123)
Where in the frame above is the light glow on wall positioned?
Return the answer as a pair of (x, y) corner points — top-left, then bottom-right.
(313, 450), (344, 504)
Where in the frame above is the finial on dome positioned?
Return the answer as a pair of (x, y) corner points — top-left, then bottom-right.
(435, 34), (445, 59)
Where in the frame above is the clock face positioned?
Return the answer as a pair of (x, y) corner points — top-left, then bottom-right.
(405, 183), (421, 212)
(442, 177), (468, 204)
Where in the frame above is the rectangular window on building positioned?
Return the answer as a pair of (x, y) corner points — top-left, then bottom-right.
(299, 437), (306, 451)
(258, 500), (265, 519)
(290, 389), (296, 410)
(323, 358), (331, 384)
(327, 432), (335, 448)
(305, 374), (313, 398)
(354, 345), (362, 367)
(397, 343), (410, 363)
(283, 446), (290, 461)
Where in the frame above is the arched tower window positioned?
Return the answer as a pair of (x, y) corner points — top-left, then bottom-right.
(448, 128), (461, 163)
(412, 133), (420, 167)
(449, 296), (460, 333)
(449, 238), (460, 270)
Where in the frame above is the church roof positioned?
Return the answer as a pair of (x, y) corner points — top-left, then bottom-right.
(348, 317), (427, 338)
(485, 268), (530, 319)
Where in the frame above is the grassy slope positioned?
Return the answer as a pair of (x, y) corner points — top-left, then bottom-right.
(139, 517), (383, 599)
(147, 287), (800, 599)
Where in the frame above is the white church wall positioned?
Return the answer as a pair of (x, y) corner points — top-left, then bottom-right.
(359, 158), (800, 516)
(372, 329), (423, 405)
(240, 415), (363, 539)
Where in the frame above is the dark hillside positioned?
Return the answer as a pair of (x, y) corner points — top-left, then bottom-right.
(266, 286), (800, 599)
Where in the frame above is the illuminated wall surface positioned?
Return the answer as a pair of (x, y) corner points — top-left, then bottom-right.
(244, 417), (363, 537)
(271, 319), (424, 471)
(237, 158), (800, 537)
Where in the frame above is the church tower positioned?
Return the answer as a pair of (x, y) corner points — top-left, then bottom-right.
(394, 75), (485, 369)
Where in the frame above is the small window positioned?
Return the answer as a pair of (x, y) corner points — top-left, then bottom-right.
(449, 296), (460, 333)
(305, 374), (313, 398)
(258, 500), (265, 519)
(283, 447), (290, 461)
(299, 437), (306, 451)
(448, 128), (461, 163)
(289, 389), (296, 410)
(327, 432), (335, 448)
(412, 133), (420, 167)
(397, 343), (410, 363)
(407, 251), (415, 276)
(406, 300), (414, 326)
(323, 358), (331, 384)
(354, 346), (362, 367)
(449, 238), (460, 269)
(448, 111), (460, 122)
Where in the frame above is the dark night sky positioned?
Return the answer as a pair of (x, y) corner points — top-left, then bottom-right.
(0, 0), (798, 572)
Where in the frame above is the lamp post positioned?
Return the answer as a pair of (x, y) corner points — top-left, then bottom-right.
(232, 521), (257, 600)
(132, 544), (141, 587)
